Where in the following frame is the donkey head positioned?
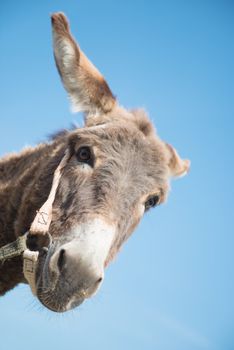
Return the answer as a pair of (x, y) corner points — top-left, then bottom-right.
(34, 13), (190, 312)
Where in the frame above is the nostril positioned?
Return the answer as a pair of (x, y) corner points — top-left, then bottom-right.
(57, 248), (66, 272)
(96, 277), (103, 284)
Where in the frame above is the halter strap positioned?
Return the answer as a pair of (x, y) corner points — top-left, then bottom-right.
(0, 149), (70, 295)
(29, 149), (70, 235)
(0, 235), (27, 262)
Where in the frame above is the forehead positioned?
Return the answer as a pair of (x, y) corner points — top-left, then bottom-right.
(69, 122), (169, 195)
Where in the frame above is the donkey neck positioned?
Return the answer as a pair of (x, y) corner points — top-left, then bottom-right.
(0, 138), (67, 295)
(0, 140), (66, 246)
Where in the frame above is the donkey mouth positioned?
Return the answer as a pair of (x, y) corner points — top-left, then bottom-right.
(37, 291), (84, 313)
(35, 248), (86, 312)
(36, 267), (85, 312)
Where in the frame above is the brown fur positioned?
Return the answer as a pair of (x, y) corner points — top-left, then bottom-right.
(0, 13), (189, 310)
(0, 141), (65, 294)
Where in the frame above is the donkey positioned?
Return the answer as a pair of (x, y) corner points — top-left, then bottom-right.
(0, 13), (190, 312)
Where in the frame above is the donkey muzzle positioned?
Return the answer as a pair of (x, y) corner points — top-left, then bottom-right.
(38, 218), (116, 311)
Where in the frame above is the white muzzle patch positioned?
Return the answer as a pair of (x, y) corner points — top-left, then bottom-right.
(50, 218), (116, 275)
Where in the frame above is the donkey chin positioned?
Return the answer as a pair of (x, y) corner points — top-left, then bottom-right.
(35, 218), (115, 312)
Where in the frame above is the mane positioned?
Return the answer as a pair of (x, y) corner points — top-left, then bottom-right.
(47, 123), (80, 141)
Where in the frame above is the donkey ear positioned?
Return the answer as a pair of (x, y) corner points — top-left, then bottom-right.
(51, 13), (116, 115)
(165, 144), (190, 178)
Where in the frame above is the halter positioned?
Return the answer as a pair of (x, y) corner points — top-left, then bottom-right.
(0, 149), (70, 295)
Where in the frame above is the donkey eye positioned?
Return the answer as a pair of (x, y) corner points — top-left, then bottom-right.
(76, 146), (92, 163)
(145, 195), (160, 211)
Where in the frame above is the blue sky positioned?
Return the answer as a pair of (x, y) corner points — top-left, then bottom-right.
(0, 1), (233, 349)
